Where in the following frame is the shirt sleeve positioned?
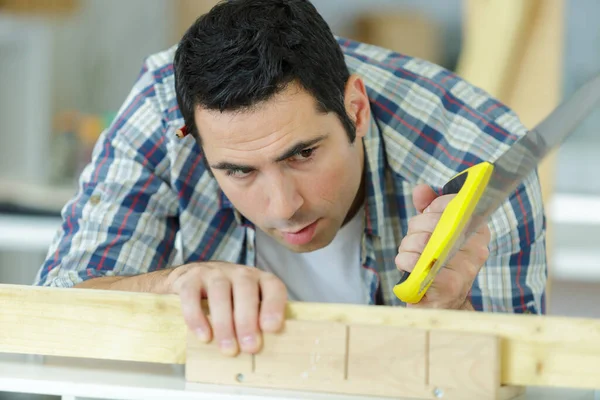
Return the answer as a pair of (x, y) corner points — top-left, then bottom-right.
(34, 60), (180, 288)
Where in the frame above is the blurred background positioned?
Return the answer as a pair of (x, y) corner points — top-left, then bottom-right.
(0, 0), (599, 323)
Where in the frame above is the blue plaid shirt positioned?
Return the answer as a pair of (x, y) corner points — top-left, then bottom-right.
(35, 38), (547, 314)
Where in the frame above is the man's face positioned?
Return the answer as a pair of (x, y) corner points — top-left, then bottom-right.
(195, 78), (370, 253)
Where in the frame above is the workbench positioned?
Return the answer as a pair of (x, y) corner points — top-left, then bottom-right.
(1, 284), (599, 400)
(0, 354), (596, 400)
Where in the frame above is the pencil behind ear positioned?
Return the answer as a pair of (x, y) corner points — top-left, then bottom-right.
(175, 125), (189, 139)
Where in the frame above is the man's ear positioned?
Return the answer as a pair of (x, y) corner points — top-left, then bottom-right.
(344, 74), (370, 139)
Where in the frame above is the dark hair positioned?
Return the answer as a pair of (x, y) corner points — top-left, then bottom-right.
(173, 0), (356, 145)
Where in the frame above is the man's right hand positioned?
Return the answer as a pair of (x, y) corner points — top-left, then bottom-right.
(166, 261), (287, 356)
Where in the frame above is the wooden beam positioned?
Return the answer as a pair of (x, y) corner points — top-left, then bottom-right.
(0, 283), (187, 364)
(0, 284), (599, 392)
(187, 322), (524, 399)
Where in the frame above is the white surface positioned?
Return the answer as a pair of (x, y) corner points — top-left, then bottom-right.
(548, 193), (600, 225)
(552, 249), (600, 282)
(0, 354), (386, 400)
(0, 179), (75, 215)
(0, 354), (595, 400)
(0, 214), (61, 252)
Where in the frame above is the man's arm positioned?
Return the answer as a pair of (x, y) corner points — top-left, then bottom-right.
(72, 269), (173, 293)
(34, 56), (289, 354)
(34, 57), (180, 289)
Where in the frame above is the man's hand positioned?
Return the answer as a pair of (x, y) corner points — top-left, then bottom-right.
(167, 261), (287, 356)
(395, 184), (491, 310)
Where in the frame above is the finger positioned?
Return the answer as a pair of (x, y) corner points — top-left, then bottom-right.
(448, 230), (490, 273)
(398, 232), (431, 253)
(440, 269), (472, 306)
(477, 223), (492, 244)
(452, 248), (486, 277)
(258, 272), (287, 333)
(232, 269), (262, 354)
(205, 271), (238, 356)
(407, 213), (441, 235)
(394, 251), (421, 273)
(179, 275), (212, 343)
(412, 184), (438, 213)
(411, 269), (466, 310)
(424, 193), (456, 214)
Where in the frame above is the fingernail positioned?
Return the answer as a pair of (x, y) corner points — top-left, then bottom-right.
(195, 328), (209, 342)
(424, 206), (431, 213)
(241, 335), (256, 348)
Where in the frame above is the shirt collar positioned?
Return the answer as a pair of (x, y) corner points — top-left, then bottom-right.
(362, 117), (386, 237)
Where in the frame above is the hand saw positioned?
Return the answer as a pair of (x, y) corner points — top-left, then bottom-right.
(393, 73), (600, 304)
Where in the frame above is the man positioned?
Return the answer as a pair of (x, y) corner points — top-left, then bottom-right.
(34, 0), (547, 357)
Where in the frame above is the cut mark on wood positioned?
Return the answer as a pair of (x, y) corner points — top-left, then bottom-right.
(344, 324), (350, 380)
(425, 330), (430, 386)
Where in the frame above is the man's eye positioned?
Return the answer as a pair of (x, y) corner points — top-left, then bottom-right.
(292, 147), (317, 161)
(226, 169), (252, 178)
(300, 148), (314, 158)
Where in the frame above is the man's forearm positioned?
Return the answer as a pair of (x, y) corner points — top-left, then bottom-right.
(73, 268), (175, 294)
(460, 298), (475, 311)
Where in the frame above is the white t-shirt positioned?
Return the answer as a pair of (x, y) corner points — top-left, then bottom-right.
(255, 208), (368, 304)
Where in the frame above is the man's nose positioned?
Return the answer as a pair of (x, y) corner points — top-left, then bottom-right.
(267, 173), (303, 221)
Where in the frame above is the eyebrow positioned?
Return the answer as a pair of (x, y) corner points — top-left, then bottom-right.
(210, 134), (328, 172)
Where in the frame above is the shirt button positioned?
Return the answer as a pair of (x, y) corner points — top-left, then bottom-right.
(89, 195), (101, 205)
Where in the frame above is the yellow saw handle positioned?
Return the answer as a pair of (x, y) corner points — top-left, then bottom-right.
(393, 161), (494, 304)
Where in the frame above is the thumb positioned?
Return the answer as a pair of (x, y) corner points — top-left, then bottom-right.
(412, 183), (438, 213)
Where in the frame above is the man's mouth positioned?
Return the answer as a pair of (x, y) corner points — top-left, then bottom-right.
(280, 219), (320, 246)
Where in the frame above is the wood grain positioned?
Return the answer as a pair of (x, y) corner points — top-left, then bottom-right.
(0, 284), (186, 364)
(185, 330), (253, 385)
(347, 325), (426, 391)
(255, 320), (347, 381)
(429, 331), (499, 399)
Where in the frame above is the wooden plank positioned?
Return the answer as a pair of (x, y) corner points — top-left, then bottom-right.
(429, 331), (500, 399)
(254, 320), (346, 381)
(346, 325), (426, 396)
(285, 302), (600, 390)
(0, 284), (600, 390)
(186, 321), (432, 399)
(455, 0), (539, 101)
(185, 330), (253, 385)
(0, 284), (186, 364)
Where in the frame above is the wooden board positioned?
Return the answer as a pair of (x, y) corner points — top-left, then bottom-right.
(0, 284), (186, 364)
(0, 284), (599, 391)
(186, 323), (522, 399)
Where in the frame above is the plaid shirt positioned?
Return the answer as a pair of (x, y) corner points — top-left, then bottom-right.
(35, 38), (547, 314)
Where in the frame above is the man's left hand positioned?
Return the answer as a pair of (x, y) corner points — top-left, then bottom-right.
(395, 184), (491, 310)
